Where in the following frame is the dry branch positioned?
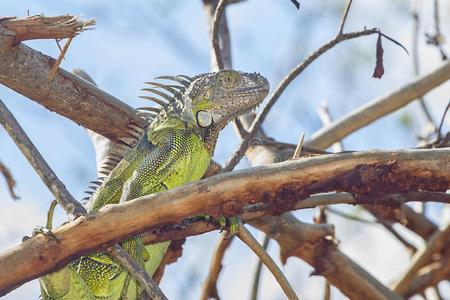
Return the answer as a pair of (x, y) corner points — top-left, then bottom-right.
(392, 222), (450, 295)
(250, 234), (270, 300)
(402, 205), (438, 240)
(210, 0), (230, 70)
(0, 148), (449, 295)
(0, 16), (145, 142)
(251, 214), (402, 300)
(0, 99), (85, 217)
(403, 257), (450, 298)
(0, 15), (94, 44)
(236, 224), (299, 300)
(306, 60), (450, 148)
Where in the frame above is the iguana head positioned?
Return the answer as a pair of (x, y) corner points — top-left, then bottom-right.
(139, 70), (269, 151)
(184, 70), (269, 130)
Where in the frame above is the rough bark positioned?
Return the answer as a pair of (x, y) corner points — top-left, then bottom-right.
(0, 148), (449, 296)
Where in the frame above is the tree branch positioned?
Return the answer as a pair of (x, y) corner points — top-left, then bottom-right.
(250, 233), (270, 300)
(0, 98), (165, 299)
(392, 222), (450, 295)
(222, 27), (380, 171)
(403, 257), (450, 298)
(251, 214), (402, 300)
(0, 99), (85, 217)
(411, 5), (437, 131)
(210, 0), (230, 70)
(236, 224), (298, 300)
(306, 60), (450, 149)
(0, 16), (145, 142)
(0, 148), (448, 295)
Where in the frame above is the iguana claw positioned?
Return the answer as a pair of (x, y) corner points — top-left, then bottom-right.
(23, 200), (60, 243)
(218, 216), (240, 238)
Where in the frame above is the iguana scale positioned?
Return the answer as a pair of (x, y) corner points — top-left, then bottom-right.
(39, 70), (269, 299)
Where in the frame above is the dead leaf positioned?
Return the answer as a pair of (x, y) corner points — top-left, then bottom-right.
(373, 33), (384, 79)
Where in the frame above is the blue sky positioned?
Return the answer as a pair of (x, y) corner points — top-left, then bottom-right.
(0, 1), (449, 299)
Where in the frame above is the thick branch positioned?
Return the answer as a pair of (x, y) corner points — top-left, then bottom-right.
(0, 20), (145, 142)
(0, 149), (449, 295)
(306, 60), (450, 148)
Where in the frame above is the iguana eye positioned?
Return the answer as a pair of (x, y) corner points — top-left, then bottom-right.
(218, 72), (237, 88)
(196, 110), (213, 128)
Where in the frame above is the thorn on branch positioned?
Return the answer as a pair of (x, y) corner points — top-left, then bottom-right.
(292, 133), (305, 159)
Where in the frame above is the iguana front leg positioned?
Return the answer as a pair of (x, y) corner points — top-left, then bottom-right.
(37, 201), (96, 300)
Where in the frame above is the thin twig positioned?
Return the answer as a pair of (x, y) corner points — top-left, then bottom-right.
(0, 99), (165, 299)
(211, 0), (230, 70)
(411, 2), (437, 135)
(106, 245), (167, 300)
(437, 100), (450, 139)
(54, 39), (63, 52)
(326, 207), (377, 224)
(236, 223), (299, 300)
(377, 218), (418, 254)
(425, 0), (448, 60)
(250, 233), (270, 300)
(48, 36), (73, 81)
(337, 0), (353, 35)
(0, 98), (85, 218)
(200, 232), (234, 300)
(313, 203), (332, 300)
(0, 160), (20, 200)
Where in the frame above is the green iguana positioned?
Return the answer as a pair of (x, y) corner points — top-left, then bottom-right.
(39, 70), (269, 299)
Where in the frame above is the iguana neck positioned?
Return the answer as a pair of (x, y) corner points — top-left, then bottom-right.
(148, 114), (218, 155)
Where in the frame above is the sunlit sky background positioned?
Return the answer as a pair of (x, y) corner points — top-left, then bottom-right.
(0, 1), (449, 299)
